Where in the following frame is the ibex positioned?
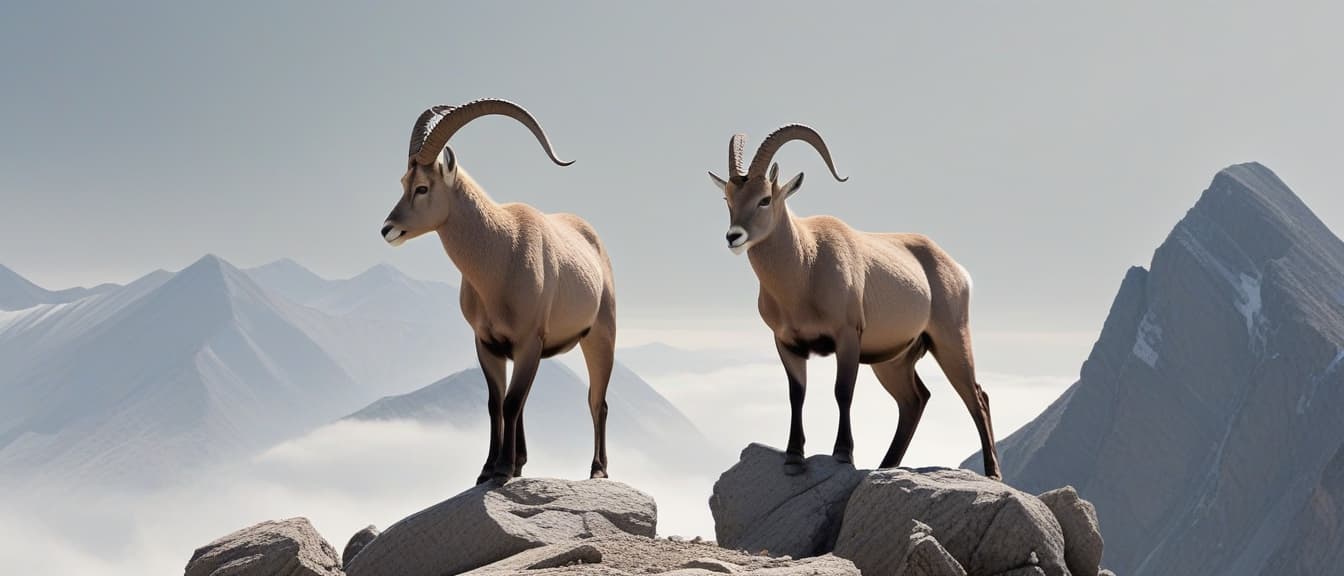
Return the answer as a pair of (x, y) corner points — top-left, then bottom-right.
(708, 124), (1001, 479)
(382, 99), (617, 483)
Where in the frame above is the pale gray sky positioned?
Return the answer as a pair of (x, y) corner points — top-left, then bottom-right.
(2, 1), (1341, 332)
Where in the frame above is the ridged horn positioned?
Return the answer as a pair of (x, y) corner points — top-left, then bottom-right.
(728, 133), (747, 182)
(747, 124), (847, 183)
(409, 99), (573, 167)
(408, 105), (453, 157)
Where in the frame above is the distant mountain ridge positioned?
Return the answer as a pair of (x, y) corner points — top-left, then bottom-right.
(0, 256), (480, 489)
(963, 163), (1344, 576)
(346, 360), (723, 473)
(0, 263), (118, 311)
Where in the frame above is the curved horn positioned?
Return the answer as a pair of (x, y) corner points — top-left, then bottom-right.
(747, 124), (848, 183)
(408, 105), (453, 157)
(410, 99), (574, 167)
(728, 133), (747, 181)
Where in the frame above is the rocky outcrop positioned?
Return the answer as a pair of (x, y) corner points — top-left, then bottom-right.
(834, 469), (1068, 576)
(185, 517), (342, 576)
(710, 445), (1109, 576)
(463, 534), (860, 576)
(962, 163), (1344, 576)
(341, 525), (379, 569)
(344, 478), (657, 576)
(1038, 487), (1102, 576)
(710, 443), (866, 557)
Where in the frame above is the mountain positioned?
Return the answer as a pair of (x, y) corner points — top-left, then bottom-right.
(0, 255), (367, 489)
(246, 260), (459, 325)
(963, 163), (1344, 576)
(0, 256), (477, 490)
(0, 263), (118, 311)
(348, 360), (723, 472)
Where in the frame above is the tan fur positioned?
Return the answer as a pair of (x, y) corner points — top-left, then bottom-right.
(713, 138), (1001, 479)
(385, 151), (616, 483)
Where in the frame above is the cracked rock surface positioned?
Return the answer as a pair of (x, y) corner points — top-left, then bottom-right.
(463, 534), (859, 576)
(344, 478), (657, 576)
(834, 468), (1068, 576)
(710, 443), (867, 558)
(185, 517), (342, 576)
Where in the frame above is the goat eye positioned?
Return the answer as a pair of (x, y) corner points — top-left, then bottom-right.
(414, 186), (429, 195)
(758, 196), (772, 207)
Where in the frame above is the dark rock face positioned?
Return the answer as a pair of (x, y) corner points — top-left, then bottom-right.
(185, 517), (342, 576)
(341, 525), (379, 569)
(344, 478), (657, 576)
(964, 163), (1344, 576)
(709, 443), (867, 557)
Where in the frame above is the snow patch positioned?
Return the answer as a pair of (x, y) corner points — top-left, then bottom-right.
(1132, 310), (1162, 368)
(1233, 273), (1262, 336)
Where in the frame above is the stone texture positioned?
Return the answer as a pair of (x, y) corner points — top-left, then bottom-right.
(710, 443), (867, 557)
(463, 534), (860, 576)
(901, 521), (966, 576)
(341, 525), (379, 569)
(962, 163), (1344, 576)
(1038, 487), (1102, 576)
(834, 468), (1067, 576)
(344, 478), (656, 576)
(185, 517), (342, 576)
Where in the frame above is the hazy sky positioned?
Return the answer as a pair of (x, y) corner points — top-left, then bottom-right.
(2, 1), (1342, 332)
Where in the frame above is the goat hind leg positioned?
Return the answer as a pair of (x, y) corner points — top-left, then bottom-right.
(579, 329), (614, 479)
(929, 328), (1001, 479)
(872, 360), (929, 468)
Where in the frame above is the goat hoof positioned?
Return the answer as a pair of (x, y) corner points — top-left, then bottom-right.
(832, 450), (853, 464)
(783, 453), (806, 476)
(590, 468), (608, 479)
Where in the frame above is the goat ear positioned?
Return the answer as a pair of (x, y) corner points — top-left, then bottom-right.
(780, 172), (804, 199)
(708, 171), (728, 192)
(442, 146), (458, 174)
(768, 163), (779, 183)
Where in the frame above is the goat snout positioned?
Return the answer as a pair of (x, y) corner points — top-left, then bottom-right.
(726, 226), (749, 255)
(382, 220), (407, 246)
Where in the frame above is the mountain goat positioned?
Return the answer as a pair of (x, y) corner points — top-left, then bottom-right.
(708, 124), (1001, 479)
(382, 99), (616, 483)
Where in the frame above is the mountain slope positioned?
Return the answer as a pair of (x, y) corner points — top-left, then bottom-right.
(963, 163), (1344, 576)
(347, 360), (723, 473)
(0, 255), (366, 488)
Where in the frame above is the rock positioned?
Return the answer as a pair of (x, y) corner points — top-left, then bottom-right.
(344, 478), (656, 576)
(185, 517), (342, 576)
(463, 534), (860, 576)
(900, 521), (966, 576)
(341, 525), (379, 569)
(834, 468), (1068, 576)
(1038, 487), (1102, 576)
(710, 443), (867, 558)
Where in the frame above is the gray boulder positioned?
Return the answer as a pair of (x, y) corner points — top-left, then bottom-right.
(1038, 487), (1102, 576)
(185, 517), (342, 576)
(463, 534), (861, 576)
(710, 443), (867, 557)
(901, 521), (966, 576)
(345, 478), (657, 576)
(834, 468), (1068, 576)
(341, 524), (379, 569)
